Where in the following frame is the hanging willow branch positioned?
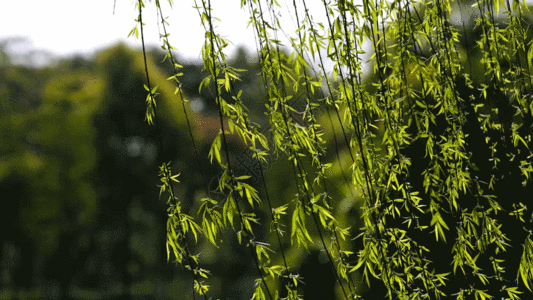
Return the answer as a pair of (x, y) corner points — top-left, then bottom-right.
(133, 1), (210, 298)
(129, 0), (533, 299)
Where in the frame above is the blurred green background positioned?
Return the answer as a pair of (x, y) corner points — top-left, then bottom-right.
(0, 41), (360, 299)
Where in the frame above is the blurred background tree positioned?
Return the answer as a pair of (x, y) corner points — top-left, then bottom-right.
(0, 42), (202, 299)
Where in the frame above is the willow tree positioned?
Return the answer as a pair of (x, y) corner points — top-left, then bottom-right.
(127, 0), (533, 299)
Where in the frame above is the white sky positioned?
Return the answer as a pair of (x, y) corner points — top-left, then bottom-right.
(0, 0), (331, 65)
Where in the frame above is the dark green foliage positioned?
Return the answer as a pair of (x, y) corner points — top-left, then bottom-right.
(0, 43), (217, 299)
